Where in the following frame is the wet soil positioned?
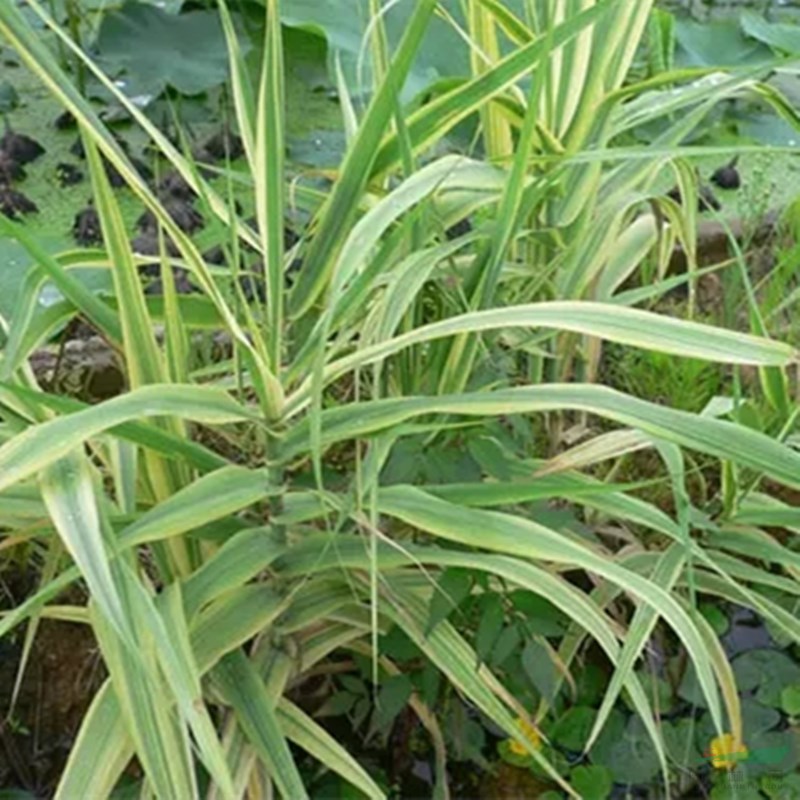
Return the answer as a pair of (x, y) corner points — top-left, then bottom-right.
(0, 571), (102, 796)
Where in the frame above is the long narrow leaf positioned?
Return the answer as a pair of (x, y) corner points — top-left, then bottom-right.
(281, 385), (800, 490)
(0, 384), (255, 493)
(213, 650), (309, 800)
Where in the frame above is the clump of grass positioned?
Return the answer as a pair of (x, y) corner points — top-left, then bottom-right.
(0, 1), (799, 798)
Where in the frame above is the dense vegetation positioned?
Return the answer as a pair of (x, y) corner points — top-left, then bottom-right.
(1, 1), (800, 798)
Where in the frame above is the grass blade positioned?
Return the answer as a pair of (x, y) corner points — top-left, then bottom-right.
(376, 486), (723, 731)
(288, 0), (439, 317)
(0, 384), (254, 493)
(213, 650), (309, 800)
(281, 385), (800, 490)
(277, 699), (385, 800)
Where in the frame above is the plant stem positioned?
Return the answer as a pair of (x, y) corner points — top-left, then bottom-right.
(47, 0), (68, 71)
(66, 0), (86, 97)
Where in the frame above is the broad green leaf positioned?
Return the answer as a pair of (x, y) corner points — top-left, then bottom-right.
(741, 10), (800, 55)
(780, 685), (800, 717)
(475, 593), (505, 663)
(591, 713), (661, 785)
(373, 675), (413, 732)
(674, 17), (772, 67)
(521, 639), (559, 704)
(734, 650), (800, 709)
(551, 706), (597, 752)
(96, 3), (233, 96)
(280, 0), (469, 101)
(570, 764), (613, 800)
(0, 79), (19, 112)
(427, 567), (473, 634)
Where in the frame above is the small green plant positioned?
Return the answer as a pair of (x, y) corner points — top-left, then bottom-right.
(604, 344), (726, 412)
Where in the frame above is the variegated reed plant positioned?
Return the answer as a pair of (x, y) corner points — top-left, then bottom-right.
(1, 1), (799, 797)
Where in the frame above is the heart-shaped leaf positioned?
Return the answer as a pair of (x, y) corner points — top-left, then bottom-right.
(96, 3), (238, 97)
